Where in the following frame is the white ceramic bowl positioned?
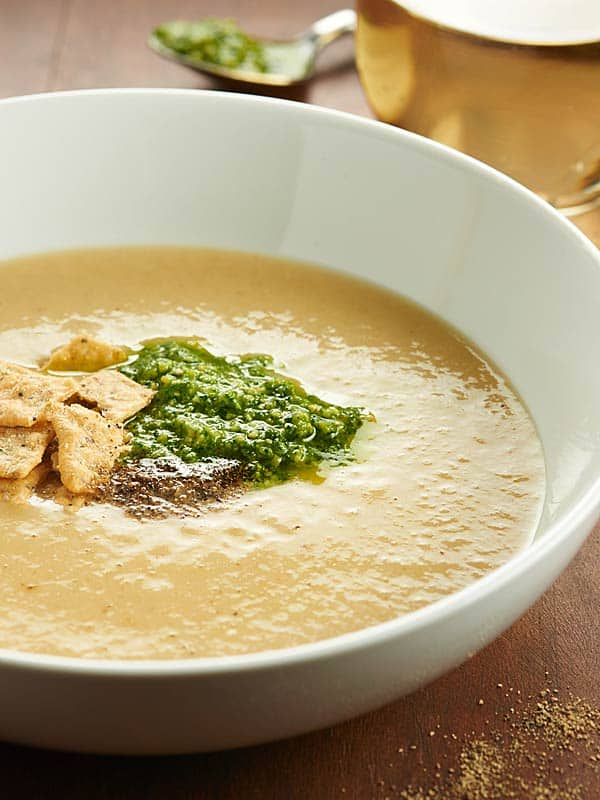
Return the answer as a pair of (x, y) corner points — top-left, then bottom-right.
(0, 89), (599, 755)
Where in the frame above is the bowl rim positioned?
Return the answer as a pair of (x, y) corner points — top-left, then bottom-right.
(0, 87), (599, 677)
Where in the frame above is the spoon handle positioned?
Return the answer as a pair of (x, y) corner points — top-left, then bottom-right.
(307, 9), (357, 50)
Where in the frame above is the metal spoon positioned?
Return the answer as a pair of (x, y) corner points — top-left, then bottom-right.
(148, 9), (357, 87)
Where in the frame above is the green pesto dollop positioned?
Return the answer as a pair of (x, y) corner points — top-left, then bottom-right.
(119, 340), (368, 485)
(153, 18), (269, 73)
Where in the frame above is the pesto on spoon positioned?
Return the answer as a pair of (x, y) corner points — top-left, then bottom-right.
(148, 10), (356, 86)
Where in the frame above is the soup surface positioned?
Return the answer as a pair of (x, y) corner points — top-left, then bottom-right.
(0, 248), (545, 659)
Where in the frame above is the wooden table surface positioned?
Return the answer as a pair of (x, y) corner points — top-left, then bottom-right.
(1, 2), (599, 797)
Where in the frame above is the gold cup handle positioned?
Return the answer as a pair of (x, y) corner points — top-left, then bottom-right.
(550, 144), (600, 217)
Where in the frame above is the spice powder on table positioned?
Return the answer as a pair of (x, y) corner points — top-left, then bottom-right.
(371, 684), (600, 800)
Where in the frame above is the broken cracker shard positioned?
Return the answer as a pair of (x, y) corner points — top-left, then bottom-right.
(0, 360), (77, 427)
(47, 403), (126, 494)
(0, 422), (54, 479)
(73, 369), (155, 422)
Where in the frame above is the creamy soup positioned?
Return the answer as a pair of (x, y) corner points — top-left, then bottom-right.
(0, 248), (545, 659)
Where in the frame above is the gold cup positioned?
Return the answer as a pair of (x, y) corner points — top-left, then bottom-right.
(356, 0), (600, 215)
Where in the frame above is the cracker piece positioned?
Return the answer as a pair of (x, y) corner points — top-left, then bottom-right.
(43, 336), (129, 372)
(0, 462), (51, 504)
(0, 361), (77, 427)
(48, 403), (125, 494)
(75, 370), (154, 422)
(0, 422), (54, 479)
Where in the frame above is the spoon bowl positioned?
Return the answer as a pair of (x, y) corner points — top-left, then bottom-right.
(148, 9), (356, 86)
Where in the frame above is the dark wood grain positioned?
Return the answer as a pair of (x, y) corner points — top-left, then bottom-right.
(0, 1), (599, 797)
